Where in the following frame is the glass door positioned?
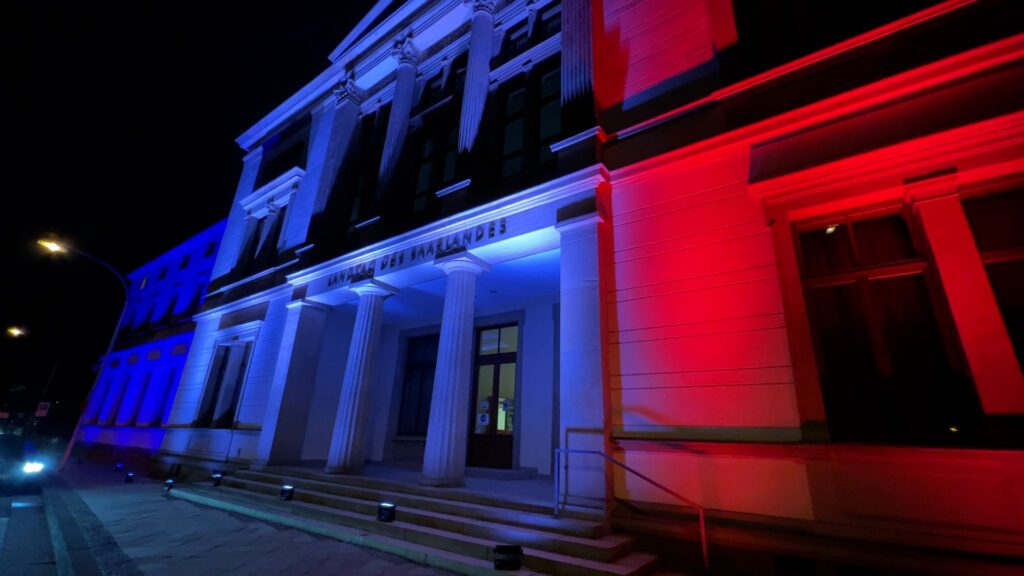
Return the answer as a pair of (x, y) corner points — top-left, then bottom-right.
(467, 324), (518, 468)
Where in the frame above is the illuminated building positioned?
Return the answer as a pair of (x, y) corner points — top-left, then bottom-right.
(77, 222), (225, 462)
(80, 0), (1024, 571)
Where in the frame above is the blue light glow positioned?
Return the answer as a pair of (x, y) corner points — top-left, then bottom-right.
(22, 461), (44, 474)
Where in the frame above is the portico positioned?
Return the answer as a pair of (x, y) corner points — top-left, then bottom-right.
(245, 169), (609, 500)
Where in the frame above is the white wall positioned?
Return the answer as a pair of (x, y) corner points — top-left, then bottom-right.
(301, 309), (354, 461)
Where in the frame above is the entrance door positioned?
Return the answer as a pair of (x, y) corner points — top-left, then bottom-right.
(467, 324), (518, 468)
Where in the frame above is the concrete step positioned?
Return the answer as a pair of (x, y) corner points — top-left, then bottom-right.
(241, 466), (602, 522)
(223, 475), (631, 562)
(233, 469), (607, 538)
(168, 485), (541, 576)
(171, 484), (660, 576)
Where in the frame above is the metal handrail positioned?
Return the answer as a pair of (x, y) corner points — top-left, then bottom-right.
(553, 448), (709, 571)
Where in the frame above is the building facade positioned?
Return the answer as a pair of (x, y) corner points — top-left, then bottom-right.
(142, 0), (1021, 569)
(78, 221), (225, 460)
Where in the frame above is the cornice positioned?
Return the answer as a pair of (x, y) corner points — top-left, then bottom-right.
(610, 33), (1024, 187)
(287, 163), (609, 286)
(239, 167), (304, 213)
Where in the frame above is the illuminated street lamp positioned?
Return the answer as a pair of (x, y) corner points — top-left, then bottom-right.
(37, 239), (68, 253)
(38, 237), (130, 469)
(6, 326), (27, 338)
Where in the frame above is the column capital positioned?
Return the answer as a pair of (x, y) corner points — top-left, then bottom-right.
(350, 279), (398, 298)
(435, 252), (490, 276)
(465, 0), (496, 14)
(393, 35), (421, 66)
(315, 73), (365, 116)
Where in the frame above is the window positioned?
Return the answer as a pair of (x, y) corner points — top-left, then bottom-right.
(797, 212), (981, 445)
(243, 204), (288, 271)
(397, 334), (440, 436)
(963, 188), (1024, 369)
(412, 124), (458, 212)
(158, 266), (168, 280)
(254, 118), (310, 188)
(538, 67), (562, 164)
(204, 241), (216, 257)
(505, 23), (529, 59)
(179, 254), (190, 269)
(195, 342), (253, 428)
(540, 4), (562, 37)
(421, 73), (445, 108)
(501, 88), (526, 177)
(497, 62), (562, 180)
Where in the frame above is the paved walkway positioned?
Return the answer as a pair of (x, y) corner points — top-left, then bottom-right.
(58, 463), (454, 576)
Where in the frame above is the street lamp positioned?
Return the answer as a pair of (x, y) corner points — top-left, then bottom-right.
(39, 237), (130, 469)
(5, 326), (27, 338)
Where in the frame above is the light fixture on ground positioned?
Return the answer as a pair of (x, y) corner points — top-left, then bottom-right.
(125, 472), (135, 483)
(115, 462), (124, 472)
(211, 472), (223, 487)
(376, 502), (397, 522)
(492, 544), (523, 570)
(280, 485), (295, 501)
(163, 479), (174, 492)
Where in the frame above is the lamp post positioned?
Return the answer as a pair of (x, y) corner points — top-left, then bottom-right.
(39, 239), (130, 469)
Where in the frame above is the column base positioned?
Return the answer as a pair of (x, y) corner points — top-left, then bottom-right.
(420, 475), (465, 488)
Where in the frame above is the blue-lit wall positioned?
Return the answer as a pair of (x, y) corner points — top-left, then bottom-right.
(78, 220), (226, 453)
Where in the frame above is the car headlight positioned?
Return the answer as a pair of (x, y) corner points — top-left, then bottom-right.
(22, 461), (44, 474)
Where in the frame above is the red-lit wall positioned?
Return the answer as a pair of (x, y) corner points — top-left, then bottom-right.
(606, 149), (801, 439)
(596, 0), (1024, 562)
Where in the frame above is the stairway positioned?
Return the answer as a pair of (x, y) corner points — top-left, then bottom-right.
(168, 466), (671, 576)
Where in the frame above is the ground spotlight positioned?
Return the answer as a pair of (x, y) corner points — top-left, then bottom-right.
(115, 462), (124, 472)
(493, 544), (523, 570)
(163, 479), (174, 492)
(125, 472), (135, 483)
(377, 502), (397, 522)
(211, 472), (223, 487)
(280, 485), (295, 501)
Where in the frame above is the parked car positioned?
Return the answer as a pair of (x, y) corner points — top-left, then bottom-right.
(0, 433), (48, 494)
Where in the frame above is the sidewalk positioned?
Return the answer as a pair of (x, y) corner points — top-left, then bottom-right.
(60, 462), (454, 576)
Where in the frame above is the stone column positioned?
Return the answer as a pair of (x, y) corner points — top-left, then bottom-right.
(325, 280), (396, 473)
(555, 212), (610, 509)
(254, 299), (330, 467)
(912, 190), (1024, 413)
(378, 36), (420, 188)
(421, 253), (489, 486)
(286, 75), (365, 246)
(458, 0), (495, 152)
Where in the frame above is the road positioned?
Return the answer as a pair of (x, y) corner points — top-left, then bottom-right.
(0, 464), (452, 576)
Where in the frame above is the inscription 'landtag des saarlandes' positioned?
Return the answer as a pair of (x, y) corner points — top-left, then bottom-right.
(326, 217), (508, 288)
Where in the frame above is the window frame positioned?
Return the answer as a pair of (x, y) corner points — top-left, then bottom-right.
(193, 321), (260, 430)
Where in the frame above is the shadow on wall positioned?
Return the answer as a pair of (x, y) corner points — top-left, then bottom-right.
(593, 0), (721, 132)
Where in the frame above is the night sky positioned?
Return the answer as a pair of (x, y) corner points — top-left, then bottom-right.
(1, 1), (363, 432)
